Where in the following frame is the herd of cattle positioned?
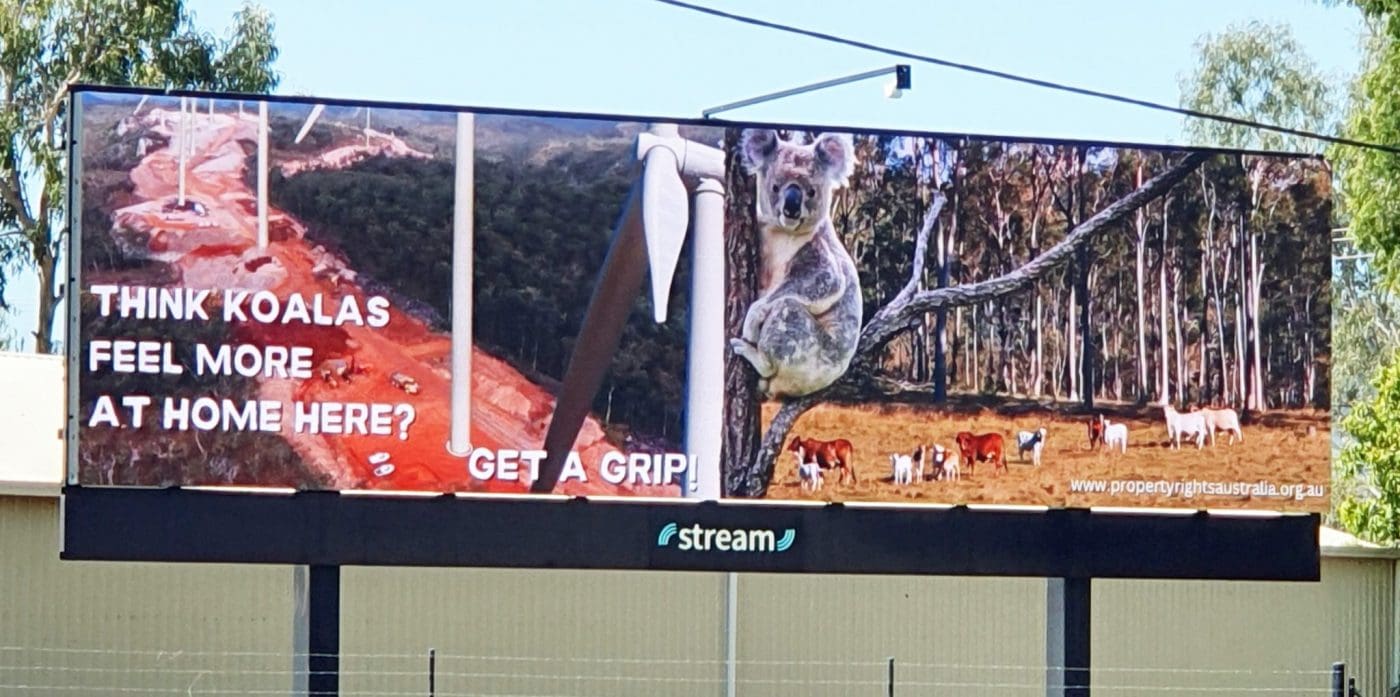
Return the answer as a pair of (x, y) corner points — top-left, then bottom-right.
(785, 405), (1247, 492)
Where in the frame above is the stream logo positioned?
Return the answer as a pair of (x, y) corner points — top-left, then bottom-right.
(656, 522), (796, 553)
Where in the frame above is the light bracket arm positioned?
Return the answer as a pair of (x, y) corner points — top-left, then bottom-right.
(702, 64), (911, 119)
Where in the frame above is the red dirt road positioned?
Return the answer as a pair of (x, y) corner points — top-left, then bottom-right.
(102, 107), (678, 497)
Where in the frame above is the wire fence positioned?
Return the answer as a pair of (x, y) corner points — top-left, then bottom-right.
(0, 646), (1348, 697)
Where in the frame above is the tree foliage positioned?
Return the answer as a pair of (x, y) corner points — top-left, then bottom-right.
(0, 0), (279, 353)
(1338, 357), (1400, 544)
(1333, 0), (1400, 545)
(1338, 7), (1400, 282)
(1180, 21), (1335, 152)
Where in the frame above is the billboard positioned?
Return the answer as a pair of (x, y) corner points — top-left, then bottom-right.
(69, 86), (1332, 516)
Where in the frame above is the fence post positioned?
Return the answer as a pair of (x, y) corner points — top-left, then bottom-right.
(887, 657), (894, 697)
(1333, 663), (1346, 697)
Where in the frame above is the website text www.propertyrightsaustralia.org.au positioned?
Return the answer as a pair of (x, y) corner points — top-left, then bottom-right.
(1069, 478), (1328, 502)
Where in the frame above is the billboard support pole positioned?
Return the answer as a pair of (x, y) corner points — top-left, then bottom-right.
(292, 565), (342, 696)
(723, 572), (738, 697)
(448, 112), (474, 457)
(257, 100), (269, 249)
(1046, 577), (1091, 697)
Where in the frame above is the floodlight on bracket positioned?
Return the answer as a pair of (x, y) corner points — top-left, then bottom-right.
(702, 64), (911, 119)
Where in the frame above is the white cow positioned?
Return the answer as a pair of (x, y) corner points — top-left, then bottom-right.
(1102, 419), (1129, 453)
(1163, 405), (1207, 450)
(1195, 406), (1243, 445)
(890, 452), (915, 486)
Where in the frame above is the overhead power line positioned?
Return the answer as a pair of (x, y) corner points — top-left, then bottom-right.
(653, 0), (1400, 156)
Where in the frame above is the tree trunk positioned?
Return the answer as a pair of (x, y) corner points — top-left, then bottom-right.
(1112, 287), (1123, 400)
(1034, 295), (1044, 397)
(1135, 163), (1148, 404)
(1068, 278), (1078, 402)
(1051, 286), (1063, 398)
(1078, 245), (1093, 408)
(1158, 198), (1170, 405)
(934, 183), (957, 402)
(1173, 267), (1186, 405)
(1198, 233), (1209, 403)
(972, 303), (980, 392)
(35, 237), (57, 354)
(1250, 230), (1266, 411)
(721, 129), (762, 496)
(1212, 245), (1229, 406)
(954, 306), (963, 390)
(1235, 217), (1247, 409)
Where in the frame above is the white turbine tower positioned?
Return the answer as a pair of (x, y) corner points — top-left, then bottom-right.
(448, 112), (473, 457)
(530, 123), (726, 498)
(177, 96), (189, 207)
(257, 100), (269, 249)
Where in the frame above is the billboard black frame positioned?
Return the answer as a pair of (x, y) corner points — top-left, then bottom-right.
(61, 486), (1320, 580)
(61, 84), (1324, 581)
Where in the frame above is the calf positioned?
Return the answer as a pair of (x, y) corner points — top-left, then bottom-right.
(1088, 416), (1105, 450)
(1016, 427), (1048, 466)
(1102, 419), (1129, 454)
(955, 431), (1007, 477)
(797, 459), (823, 492)
(889, 452), (915, 486)
(1192, 406), (1243, 445)
(929, 444), (961, 481)
(787, 436), (857, 485)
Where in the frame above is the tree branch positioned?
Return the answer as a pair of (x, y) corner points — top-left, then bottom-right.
(881, 189), (946, 316)
(743, 150), (1211, 496)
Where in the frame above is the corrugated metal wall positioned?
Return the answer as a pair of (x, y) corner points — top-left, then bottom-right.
(339, 566), (728, 697)
(1096, 561), (1394, 697)
(2, 495), (1394, 697)
(0, 495), (293, 695)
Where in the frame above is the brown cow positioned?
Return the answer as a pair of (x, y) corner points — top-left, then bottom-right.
(954, 431), (1007, 477)
(787, 436), (857, 485)
(1087, 415), (1105, 449)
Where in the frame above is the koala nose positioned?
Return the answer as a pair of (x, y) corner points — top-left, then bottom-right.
(782, 185), (804, 218)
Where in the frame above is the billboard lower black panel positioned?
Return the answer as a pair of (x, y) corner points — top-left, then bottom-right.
(61, 487), (1319, 581)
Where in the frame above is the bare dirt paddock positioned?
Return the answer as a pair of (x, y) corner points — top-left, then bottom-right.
(760, 397), (1330, 512)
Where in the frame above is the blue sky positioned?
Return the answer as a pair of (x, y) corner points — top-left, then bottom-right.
(178, 0), (1364, 142)
(10, 0), (1366, 350)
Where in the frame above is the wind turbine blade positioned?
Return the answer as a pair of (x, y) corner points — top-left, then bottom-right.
(533, 180), (648, 493)
(641, 146), (689, 322)
(294, 104), (325, 145)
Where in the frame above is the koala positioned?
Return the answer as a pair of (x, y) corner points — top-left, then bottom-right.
(730, 129), (863, 399)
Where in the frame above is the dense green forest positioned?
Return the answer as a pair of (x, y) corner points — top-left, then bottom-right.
(272, 147), (691, 443)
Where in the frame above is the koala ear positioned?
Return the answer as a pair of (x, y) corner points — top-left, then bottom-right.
(813, 132), (856, 186)
(740, 129), (780, 173)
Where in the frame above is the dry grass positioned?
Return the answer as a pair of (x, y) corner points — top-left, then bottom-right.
(760, 398), (1329, 512)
